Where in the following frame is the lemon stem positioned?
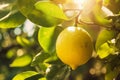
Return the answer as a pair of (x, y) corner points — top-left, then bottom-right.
(74, 10), (81, 27)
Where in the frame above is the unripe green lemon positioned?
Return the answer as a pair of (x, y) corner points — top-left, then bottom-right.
(56, 26), (93, 70)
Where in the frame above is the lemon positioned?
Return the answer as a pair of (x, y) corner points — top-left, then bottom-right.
(56, 26), (93, 70)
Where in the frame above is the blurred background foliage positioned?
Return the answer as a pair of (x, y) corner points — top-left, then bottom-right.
(0, 0), (120, 80)
(0, 20), (41, 80)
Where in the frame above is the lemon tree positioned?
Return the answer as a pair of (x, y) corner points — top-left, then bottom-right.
(0, 0), (120, 80)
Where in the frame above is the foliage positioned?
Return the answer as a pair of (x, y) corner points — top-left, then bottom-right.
(0, 0), (120, 80)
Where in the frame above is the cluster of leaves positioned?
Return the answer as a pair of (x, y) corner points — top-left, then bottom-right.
(0, 0), (120, 80)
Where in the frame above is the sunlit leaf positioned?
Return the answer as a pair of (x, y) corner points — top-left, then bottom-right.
(35, 1), (68, 20)
(39, 77), (47, 80)
(38, 26), (55, 53)
(0, 12), (26, 28)
(16, 36), (33, 47)
(6, 48), (16, 59)
(38, 26), (63, 53)
(96, 29), (117, 50)
(92, 6), (112, 26)
(31, 51), (50, 66)
(97, 42), (115, 59)
(17, 0), (63, 27)
(10, 55), (32, 67)
(12, 71), (38, 80)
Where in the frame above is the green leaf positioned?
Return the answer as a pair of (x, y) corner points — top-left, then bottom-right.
(38, 63), (48, 72)
(0, 0), (15, 3)
(103, 0), (120, 13)
(96, 29), (117, 50)
(12, 71), (38, 80)
(17, 0), (63, 27)
(0, 12), (26, 28)
(115, 33), (120, 50)
(38, 26), (63, 53)
(31, 51), (50, 66)
(92, 1), (112, 26)
(35, 1), (68, 20)
(97, 42), (115, 59)
(92, 7), (112, 26)
(6, 48), (17, 59)
(105, 67), (119, 80)
(39, 77), (47, 80)
(44, 54), (59, 64)
(25, 74), (44, 80)
(0, 0), (26, 28)
(46, 65), (70, 80)
(16, 36), (34, 47)
(43, 52), (63, 65)
(0, 5), (11, 19)
(10, 55), (32, 67)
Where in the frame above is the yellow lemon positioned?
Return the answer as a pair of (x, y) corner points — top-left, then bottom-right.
(56, 26), (93, 70)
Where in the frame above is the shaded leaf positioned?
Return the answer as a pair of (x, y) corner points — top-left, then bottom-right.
(96, 29), (117, 50)
(0, 0), (15, 3)
(0, 5), (11, 19)
(46, 65), (70, 80)
(38, 26), (63, 53)
(35, 1), (68, 20)
(44, 54), (59, 64)
(25, 74), (44, 80)
(38, 63), (48, 72)
(115, 33), (120, 50)
(0, 12), (26, 28)
(12, 71), (38, 80)
(105, 67), (119, 80)
(103, 0), (120, 13)
(31, 51), (50, 66)
(10, 55), (32, 67)
(0, 0), (16, 18)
